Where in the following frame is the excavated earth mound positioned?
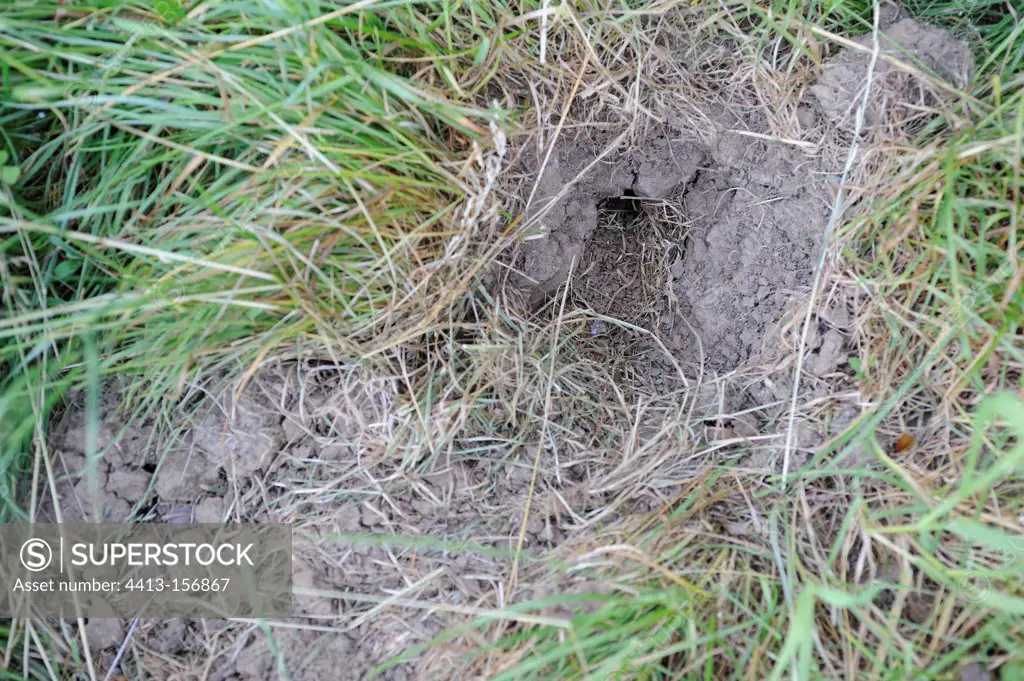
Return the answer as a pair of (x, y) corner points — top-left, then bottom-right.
(519, 17), (973, 384)
(521, 115), (830, 379)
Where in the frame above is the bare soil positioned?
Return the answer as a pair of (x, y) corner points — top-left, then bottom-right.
(525, 114), (831, 379)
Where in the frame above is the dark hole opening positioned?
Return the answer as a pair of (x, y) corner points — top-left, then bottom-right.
(597, 189), (643, 230)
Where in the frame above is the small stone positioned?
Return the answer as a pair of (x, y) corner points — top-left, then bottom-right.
(796, 105), (816, 128)
(85, 618), (124, 651)
(194, 496), (225, 523)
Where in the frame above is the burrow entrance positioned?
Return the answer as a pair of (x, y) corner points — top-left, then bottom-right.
(522, 123), (830, 381)
(577, 192), (685, 334)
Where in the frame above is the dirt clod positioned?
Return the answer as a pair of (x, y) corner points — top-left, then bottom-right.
(85, 618), (124, 651)
(810, 18), (974, 132)
(192, 392), (285, 477)
(810, 329), (848, 376)
(154, 446), (220, 502)
(194, 496), (226, 523)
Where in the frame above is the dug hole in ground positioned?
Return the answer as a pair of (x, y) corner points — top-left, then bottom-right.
(45, 9), (987, 681)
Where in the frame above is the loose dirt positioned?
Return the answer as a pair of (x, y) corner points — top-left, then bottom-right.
(811, 18), (975, 132)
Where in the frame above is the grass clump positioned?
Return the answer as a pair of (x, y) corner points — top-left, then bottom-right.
(0, 0), (510, 512)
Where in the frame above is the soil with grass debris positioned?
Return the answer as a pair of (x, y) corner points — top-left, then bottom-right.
(47, 367), (584, 680)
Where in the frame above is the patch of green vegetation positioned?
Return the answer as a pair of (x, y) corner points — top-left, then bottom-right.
(0, 0), (514, 512)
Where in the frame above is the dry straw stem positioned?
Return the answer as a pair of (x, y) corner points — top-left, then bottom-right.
(781, 0), (882, 488)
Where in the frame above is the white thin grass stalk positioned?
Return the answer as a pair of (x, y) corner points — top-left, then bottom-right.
(345, 568), (445, 631)
(281, 587), (571, 628)
(507, 256), (576, 600)
(781, 0), (882, 489)
(101, 618), (138, 681)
